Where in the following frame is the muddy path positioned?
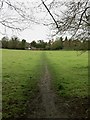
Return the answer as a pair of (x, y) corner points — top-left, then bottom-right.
(27, 63), (59, 118)
(26, 54), (88, 119)
(40, 65), (60, 118)
(27, 61), (68, 118)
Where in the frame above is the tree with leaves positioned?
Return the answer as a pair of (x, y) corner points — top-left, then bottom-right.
(21, 39), (26, 50)
(1, 36), (9, 48)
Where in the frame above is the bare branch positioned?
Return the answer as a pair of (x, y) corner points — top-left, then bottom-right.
(41, 0), (59, 29)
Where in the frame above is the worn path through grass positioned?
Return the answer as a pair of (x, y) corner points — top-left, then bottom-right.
(27, 51), (88, 118)
(40, 64), (58, 118)
(2, 50), (88, 119)
(27, 52), (68, 118)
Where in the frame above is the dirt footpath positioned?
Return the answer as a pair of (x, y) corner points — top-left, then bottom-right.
(27, 63), (69, 118)
(26, 63), (88, 119)
(40, 65), (67, 118)
(40, 65), (58, 118)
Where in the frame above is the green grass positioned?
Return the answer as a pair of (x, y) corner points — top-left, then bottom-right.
(2, 49), (43, 118)
(46, 51), (88, 97)
(0, 49), (2, 120)
(2, 50), (88, 118)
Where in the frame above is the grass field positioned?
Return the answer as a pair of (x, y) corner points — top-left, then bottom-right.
(0, 49), (2, 120)
(2, 49), (43, 118)
(46, 51), (88, 97)
(2, 49), (88, 118)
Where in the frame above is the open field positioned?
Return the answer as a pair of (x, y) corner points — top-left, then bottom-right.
(2, 49), (43, 118)
(2, 49), (88, 118)
(0, 49), (2, 120)
(46, 51), (88, 97)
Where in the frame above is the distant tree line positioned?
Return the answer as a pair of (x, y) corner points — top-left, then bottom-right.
(30, 37), (90, 50)
(0, 36), (89, 50)
(0, 36), (29, 50)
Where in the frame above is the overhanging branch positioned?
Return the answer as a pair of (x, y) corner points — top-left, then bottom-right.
(41, 0), (59, 29)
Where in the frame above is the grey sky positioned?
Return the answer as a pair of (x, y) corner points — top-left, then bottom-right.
(0, 0), (73, 42)
(0, 0), (53, 42)
(0, 24), (51, 42)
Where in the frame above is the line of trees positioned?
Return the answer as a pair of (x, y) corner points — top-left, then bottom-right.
(0, 36), (89, 50)
(0, 36), (29, 50)
(30, 37), (90, 50)
(0, 0), (89, 52)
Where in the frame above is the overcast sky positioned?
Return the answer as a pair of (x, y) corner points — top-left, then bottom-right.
(0, 0), (72, 42)
(18, 25), (52, 42)
(0, 24), (51, 42)
(0, 0), (53, 42)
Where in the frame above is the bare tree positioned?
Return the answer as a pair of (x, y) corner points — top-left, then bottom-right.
(0, 0), (90, 41)
(41, 0), (90, 40)
(0, 0), (37, 34)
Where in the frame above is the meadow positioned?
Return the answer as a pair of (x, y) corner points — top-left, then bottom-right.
(2, 49), (88, 118)
(0, 49), (2, 119)
(2, 49), (43, 118)
(46, 51), (88, 97)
